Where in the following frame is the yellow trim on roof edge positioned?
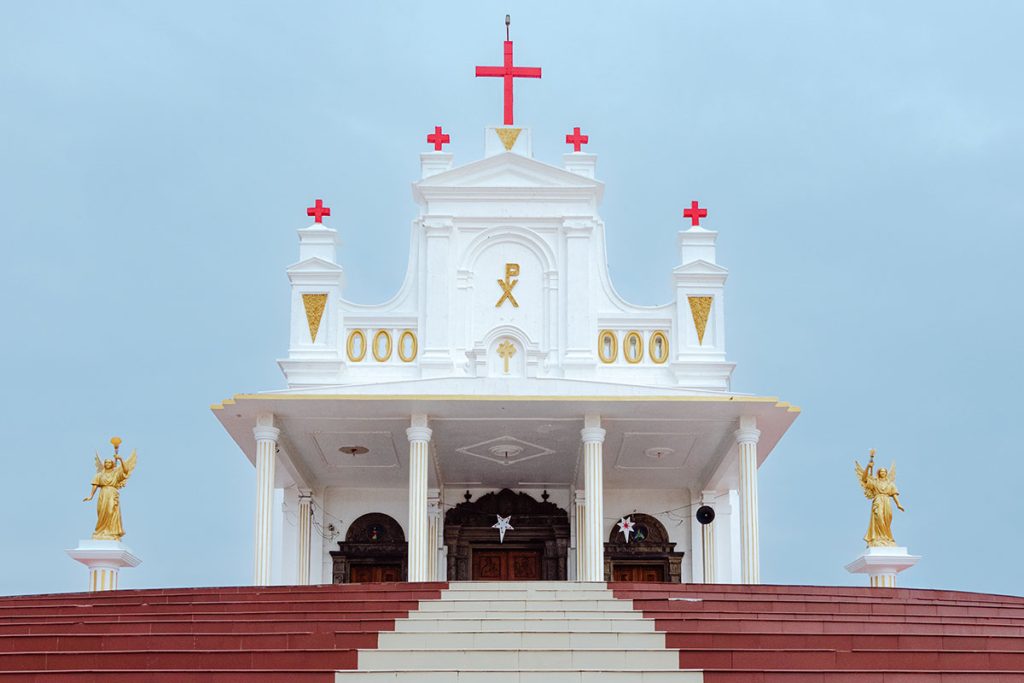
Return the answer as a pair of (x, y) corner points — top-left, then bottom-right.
(210, 392), (800, 414)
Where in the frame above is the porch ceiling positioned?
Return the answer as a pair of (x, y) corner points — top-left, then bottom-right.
(213, 390), (799, 493)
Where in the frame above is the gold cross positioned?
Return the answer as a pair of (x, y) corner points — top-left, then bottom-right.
(497, 340), (516, 374)
(495, 263), (520, 308)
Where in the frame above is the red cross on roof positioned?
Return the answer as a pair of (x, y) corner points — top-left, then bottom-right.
(427, 126), (451, 151)
(565, 126), (589, 152)
(476, 40), (541, 126)
(683, 200), (708, 227)
(306, 199), (331, 224)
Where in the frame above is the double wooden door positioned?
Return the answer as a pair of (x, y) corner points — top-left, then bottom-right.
(472, 549), (542, 580)
(349, 564), (402, 583)
(612, 564), (666, 582)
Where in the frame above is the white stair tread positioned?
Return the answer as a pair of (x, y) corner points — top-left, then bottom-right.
(378, 631), (666, 648)
(357, 647), (680, 670)
(336, 670), (703, 682)
(394, 618), (656, 632)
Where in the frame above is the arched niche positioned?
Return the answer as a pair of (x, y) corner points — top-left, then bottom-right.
(330, 512), (407, 583)
(604, 512), (684, 583)
(444, 489), (569, 581)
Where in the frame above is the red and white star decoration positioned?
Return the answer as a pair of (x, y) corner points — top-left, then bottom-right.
(617, 516), (636, 543)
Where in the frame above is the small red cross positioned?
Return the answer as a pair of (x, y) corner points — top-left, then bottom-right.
(565, 127), (589, 152)
(683, 200), (708, 227)
(427, 126), (451, 151)
(306, 199), (331, 224)
(476, 40), (542, 126)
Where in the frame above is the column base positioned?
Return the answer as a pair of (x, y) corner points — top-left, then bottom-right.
(845, 545), (920, 588)
(66, 539), (142, 592)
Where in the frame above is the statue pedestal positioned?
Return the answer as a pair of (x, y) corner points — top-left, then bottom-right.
(845, 546), (919, 588)
(66, 540), (141, 592)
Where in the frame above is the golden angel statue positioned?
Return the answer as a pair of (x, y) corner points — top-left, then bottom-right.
(82, 437), (137, 541)
(854, 448), (905, 547)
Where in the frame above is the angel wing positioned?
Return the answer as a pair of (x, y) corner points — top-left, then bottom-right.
(124, 449), (138, 476)
(94, 452), (103, 473)
(886, 461), (896, 482)
(853, 460), (873, 498)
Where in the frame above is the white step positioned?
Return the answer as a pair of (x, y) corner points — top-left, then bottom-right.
(416, 599), (634, 612)
(439, 589), (616, 601)
(357, 648), (681, 670)
(378, 630), (666, 649)
(446, 583), (615, 590)
(394, 617), (657, 633)
(406, 609), (644, 620)
(336, 670), (704, 682)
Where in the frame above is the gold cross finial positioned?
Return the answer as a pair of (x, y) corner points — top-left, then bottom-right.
(497, 339), (516, 374)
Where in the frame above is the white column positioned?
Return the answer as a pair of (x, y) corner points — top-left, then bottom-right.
(406, 415), (432, 582)
(296, 489), (312, 585)
(580, 416), (606, 582)
(253, 415), (280, 586)
(427, 488), (442, 581)
(735, 416), (761, 584)
(700, 491), (717, 584)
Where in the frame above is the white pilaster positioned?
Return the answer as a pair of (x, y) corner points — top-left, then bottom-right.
(570, 488), (585, 581)
(700, 490), (717, 584)
(296, 489), (312, 585)
(580, 416), (606, 582)
(406, 415), (432, 582)
(735, 416), (761, 584)
(253, 415), (280, 586)
(427, 488), (442, 581)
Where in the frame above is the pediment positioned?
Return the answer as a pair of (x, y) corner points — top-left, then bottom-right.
(672, 259), (729, 276)
(286, 256), (344, 273)
(415, 152), (603, 192)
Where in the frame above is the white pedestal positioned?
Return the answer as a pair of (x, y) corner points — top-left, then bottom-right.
(66, 540), (141, 592)
(845, 546), (920, 588)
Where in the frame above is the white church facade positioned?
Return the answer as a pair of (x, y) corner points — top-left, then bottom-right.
(213, 53), (798, 587)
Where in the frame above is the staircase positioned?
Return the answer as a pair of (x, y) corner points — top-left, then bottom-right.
(337, 581), (700, 682)
(613, 582), (1024, 682)
(3, 581), (1024, 681)
(0, 583), (445, 682)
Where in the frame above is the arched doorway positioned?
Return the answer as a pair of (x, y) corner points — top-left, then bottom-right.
(330, 512), (407, 583)
(604, 513), (684, 582)
(444, 489), (570, 581)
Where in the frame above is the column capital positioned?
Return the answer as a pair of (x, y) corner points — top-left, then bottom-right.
(253, 425), (280, 442)
(734, 427), (760, 444)
(297, 488), (313, 501)
(406, 426), (433, 443)
(580, 426), (606, 444)
(701, 490), (718, 506)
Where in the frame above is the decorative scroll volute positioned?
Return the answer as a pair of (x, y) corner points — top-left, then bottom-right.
(302, 293), (328, 343)
(688, 296), (713, 345)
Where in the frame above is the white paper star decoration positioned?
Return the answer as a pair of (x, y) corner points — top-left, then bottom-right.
(492, 514), (514, 543)
(617, 516), (636, 543)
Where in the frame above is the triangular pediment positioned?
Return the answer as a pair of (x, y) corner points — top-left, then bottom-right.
(286, 256), (343, 273)
(673, 259), (729, 276)
(415, 152), (603, 192)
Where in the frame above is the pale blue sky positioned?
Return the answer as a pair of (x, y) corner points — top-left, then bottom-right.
(1, 2), (1022, 596)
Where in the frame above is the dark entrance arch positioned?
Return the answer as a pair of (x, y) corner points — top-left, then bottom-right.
(331, 512), (407, 583)
(444, 489), (569, 581)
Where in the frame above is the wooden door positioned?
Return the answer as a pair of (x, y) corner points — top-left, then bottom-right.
(472, 549), (541, 580)
(612, 564), (666, 582)
(350, 564), (402, 582)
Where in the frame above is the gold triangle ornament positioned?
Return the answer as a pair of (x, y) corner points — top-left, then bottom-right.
(688, 296), (713, 345)
(302, 293), (328, 343)
(495, 127), (522, 151)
